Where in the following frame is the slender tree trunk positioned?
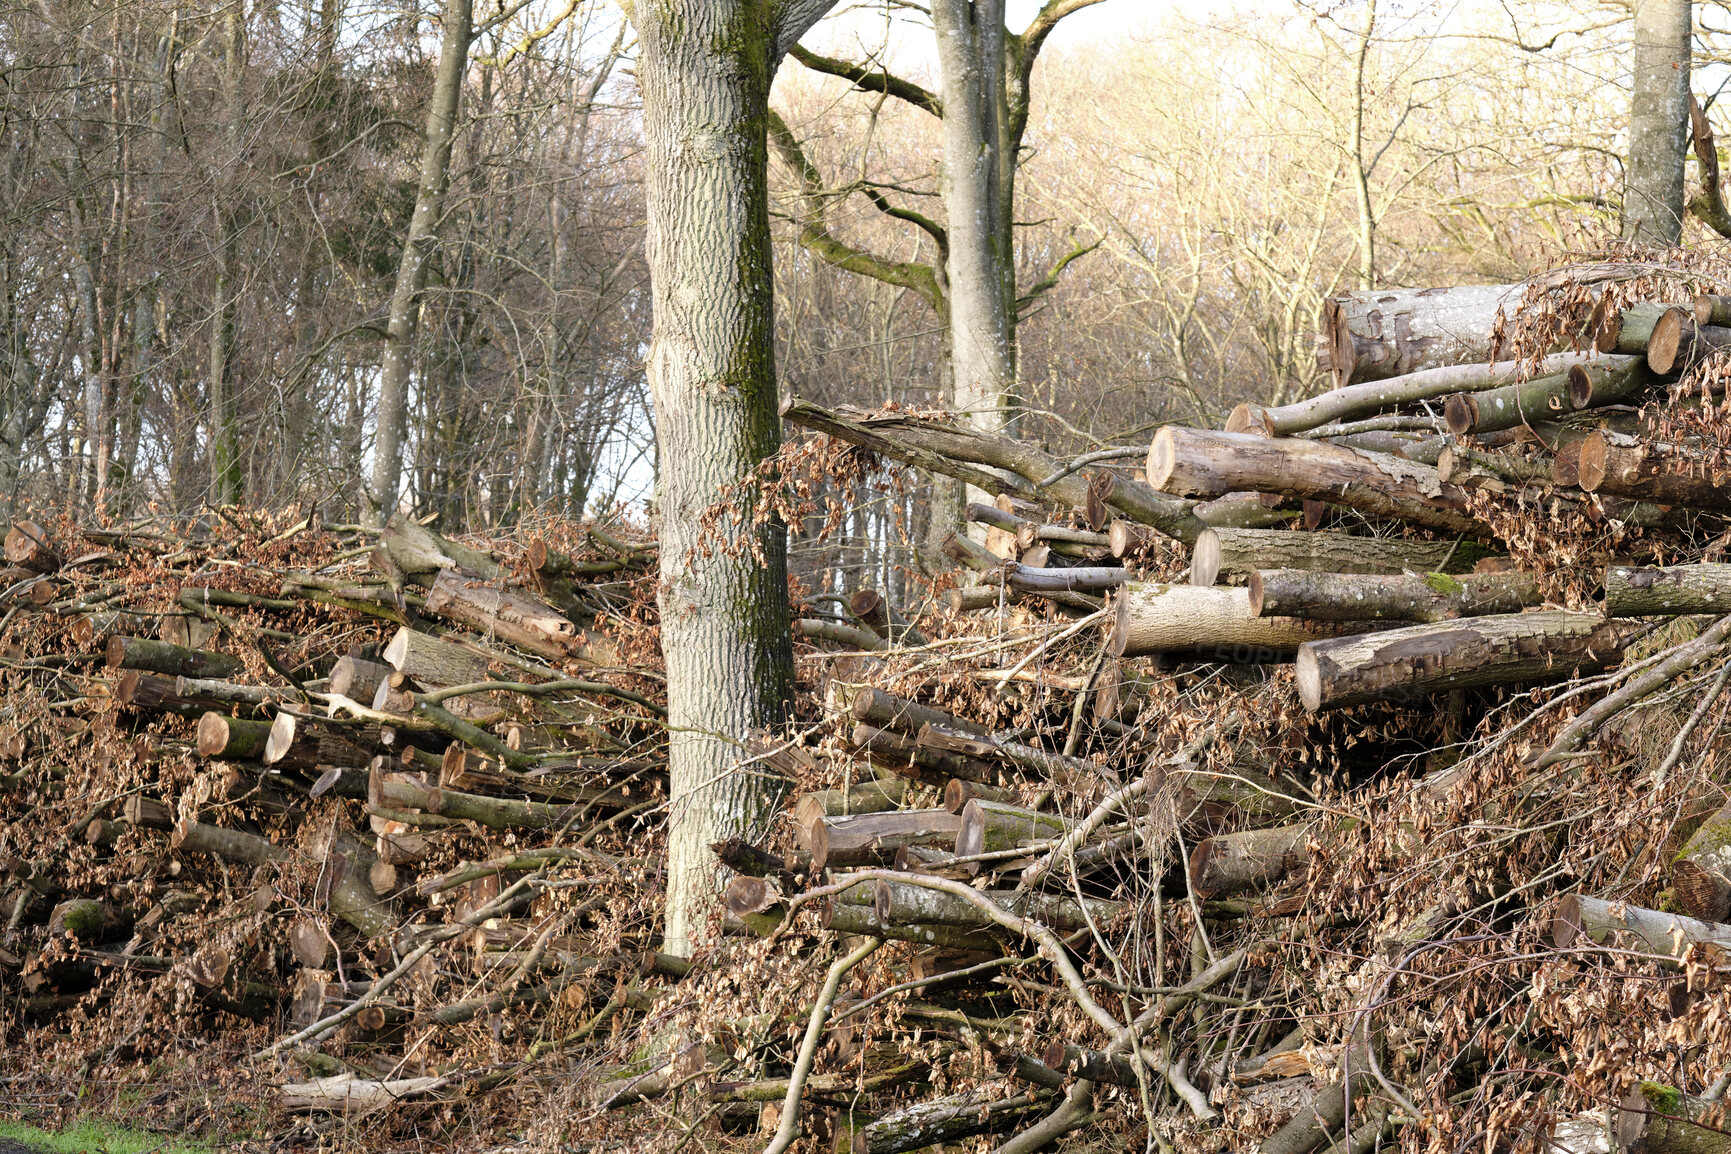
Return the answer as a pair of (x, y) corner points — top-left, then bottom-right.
(367, 0), (472, 521)
(1625, 0), (1691, 244)
(633, 0), (834, 957)
(934, 0), (1014, 515)
(207, 9), (245, 506)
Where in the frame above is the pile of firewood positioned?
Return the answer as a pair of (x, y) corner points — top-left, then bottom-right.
(10, 263), (1731, 1152)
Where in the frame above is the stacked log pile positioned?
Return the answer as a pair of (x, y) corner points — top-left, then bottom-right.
(10, 266), (1731, 1152)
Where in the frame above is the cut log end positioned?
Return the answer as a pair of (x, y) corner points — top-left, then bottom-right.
(263, 712), (297, 766)
(1576, 432), (1609, 493)
(1224, 404), (1257, 434)
(1190, 528), (1222, 588)
(1566, 364), (1595, 409)
(104, 635), (127, 668)
(1647, 306), (1687, 375)
(1549, 893), (1584, 949)
(1671, 860), (1731, 923)
(1295, 646), (1323, 713)
(1442, 393), (1476, 436)
(1146, 428), (1178, 493)
(196, 712), (232, 759)
(1246, 571), (1266, 617)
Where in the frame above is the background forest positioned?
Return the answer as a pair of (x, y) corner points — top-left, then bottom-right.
(0, 0), (1683, 566)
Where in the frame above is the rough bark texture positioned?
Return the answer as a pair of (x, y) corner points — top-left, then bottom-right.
(368, 0), (471, 517)
(1111, 583), (1378, 662)
(1147, 427), (1488, 536)
(632, 0), (835, 956)
(1577, 433), (1731, 516)
(1605, 563), (1731, 616)
(1325, 283), (1529, 387)
(1249, 569), (1539, 623)
(1624, 0), (1691, 245)
(1190, 527), (1491, 587)
(1296, 611), (1635, 711)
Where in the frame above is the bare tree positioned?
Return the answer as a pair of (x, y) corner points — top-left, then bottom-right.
(1625, 0), (1691, 244)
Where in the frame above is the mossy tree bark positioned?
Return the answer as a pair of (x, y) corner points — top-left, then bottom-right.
(631, 0), (837, 957)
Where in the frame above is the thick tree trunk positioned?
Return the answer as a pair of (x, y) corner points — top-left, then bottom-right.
(1190, 527), (1492, 588)
(1296, 611), (1635, 711)
(1228, 352), (1602, 435)
(1147, 428), (1489, 536)
(1623, 0), (1691, 245)
(1442, 357), (1649, 435)
(1605, 563), (1731, 616)
(367, 0), (472, 519)
(1325, 283), (1529, 387)
(1249, 569), (1539, 623)
(636, 0), (835, 956)
(1577, 433), (1731, 515)
(1111, 583), (1378, 661)
(422, 568), (587, 661)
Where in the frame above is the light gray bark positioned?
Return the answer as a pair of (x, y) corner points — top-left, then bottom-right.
(367, 0), (472, 520)
(934, 0), (1014, 508)
(633, 0), (835, 957)
(1624, 0), (1691, 244)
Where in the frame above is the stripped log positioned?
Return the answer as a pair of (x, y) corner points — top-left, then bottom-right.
(1605, 563), (1731, 616)
(1111, 583), (1377, 662)
(1147, 427), (1489, 536)
(1577, 433), (1731, 516)
(1296, 611), (1637, 711)
(1248, 569), (1540, 623)
(1190, 527), (1492, 587)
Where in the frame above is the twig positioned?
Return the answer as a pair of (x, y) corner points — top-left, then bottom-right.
(761, 936), (884, 1154)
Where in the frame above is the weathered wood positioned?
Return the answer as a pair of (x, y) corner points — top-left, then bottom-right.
(1647, 306), (1731, 375)
(328, 654), (393, 704)
(1671, 800), (1731, 922)
(422, 568), (585, 661)
(824, 901), (1005, 953)
(850, 687), (988, 738)
(792, 777), (909, 824)
(918, 725), (1109, 787)
(1190, 527), (1491, 588)
(1149, 427), (1488, 536)
(1577, 433), (1731, 516)
(850, 1090), (1051, 1152)
(105, 636), (242, 680)
(1605, 563), (1731, 616)
(983, 564), (1127, 593)
(1189, 825), (1309, 897)
(1435, 445), (1555, 488)
(48, 898), (118, 940)
(851, 724), (997, 785)
(123, 796), (173, 829)
(195, 712), (273, 760)
(1040, 1042), (1140, 1088)
(375, 770), (632, 828)
(377, 514), (500, 585)
(872, 878), (1120, 932)
(1112, 583), (1377, 661)
(1228, 353), (1604, 435)
(1248, 569), (1540, 623)
(1325, 283), (1531, 386)
(800, 808), (965, 871)
(1442, 357), (1649, 435)
(1550, 893), (1731, 960)
(4, 521), (59, 572)
(943, 777), (1014, 814)
(954, 800), (1069, 858)
(1296, 611), (1636, 711)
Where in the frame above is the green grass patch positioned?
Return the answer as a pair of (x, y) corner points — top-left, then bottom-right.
(0, 1119), (213, 1154)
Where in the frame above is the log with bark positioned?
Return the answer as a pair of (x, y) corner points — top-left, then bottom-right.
(1248, 569), (1540, 623)
(1189, 527), (1494, 587)
(1604, 563), (1731, 616)
(1147, 427), (1490, 536)
(1670, 800), (1731, 922)
(1647, 306), (1731, 375)
(1111, 583), (1378, 662)
(1594, 301), (1673, 355)
(1296, 611), (1636, 711)
(1325, 282), (1542, 386)
(1550, 893), (1731, 960)
(106, 637), (242, 680)
(1442, 357), (1649, 436)
(1576, 433), (1731, 517)
(799, 809), (965, 871)
(851, 724), (996, 785)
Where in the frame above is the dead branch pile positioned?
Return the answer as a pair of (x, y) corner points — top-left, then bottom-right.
(12, 258), (1731, 1153)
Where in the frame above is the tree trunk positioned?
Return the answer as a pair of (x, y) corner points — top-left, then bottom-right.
(422, 568), (588, 661)
(106, 637), (242, 680)
(1605, 563), (1731, 616)
(1296, 611), (1636, 711)
(367, 0), (472, 519)
(1624, 0), (1691, 245)
(1248, 569), (1539, 623)
(954, 799), (1068, 857)
(1228, 352), (1603, 436)
(1190, 527), (1492, 588)
(1111, 583), (1378, 661)
(1324, 283), (1531, 387)
(633, 0), (837, 958)
(1577, 432), (1731, 515)
(1147, 427), (1488, 536)
(1441, 357), (1649, 436)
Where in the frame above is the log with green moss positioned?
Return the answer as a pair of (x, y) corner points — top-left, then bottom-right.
(1248, 569), (1540, 623)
